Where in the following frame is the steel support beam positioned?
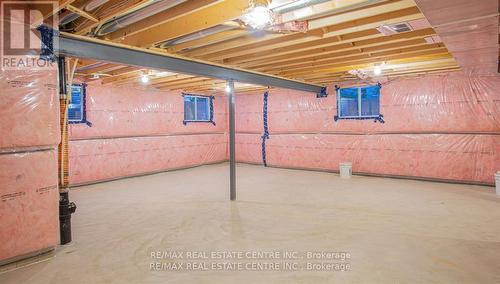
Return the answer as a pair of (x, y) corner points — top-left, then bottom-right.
(55, 33), (324, 94)
(50, 32), (326, 202)
(227, 80), (236, 201)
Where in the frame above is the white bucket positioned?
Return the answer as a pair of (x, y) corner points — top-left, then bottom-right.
(495, 172), (500, 196)
(339, 162), (352, 179)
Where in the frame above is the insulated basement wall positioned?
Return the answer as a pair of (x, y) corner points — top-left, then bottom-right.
(236, 73), (500, 185)
(0, 69), (60, 264)
(68, 82), (227, 185)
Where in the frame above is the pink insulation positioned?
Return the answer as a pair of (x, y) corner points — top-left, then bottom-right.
(235, 90), (264, 133)
(0, 14), (60, 264)
(235, 73), (500, 184)
(0, 23), (60, 263)
(0, 150), (59, 263)
(0, 70), (59, 150)
(69, 134), (227, 185)
(413, 0), (498, 26)
(69, 82), (227, 139)
(263, 74), (499, 134)
(265, 134), (498, 184)
(414, 0), (499, 75)
(68, 82), (228, 185)
(236, 133), (263, 164)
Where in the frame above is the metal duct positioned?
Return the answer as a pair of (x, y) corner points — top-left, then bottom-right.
(95, 0), (186, 36)
(59, 0), (110, 26)
(159, 25), (237, 48)
(272, 0), (331, 14)
(60, 12), (80, 26)
(84, 0), (110, 11)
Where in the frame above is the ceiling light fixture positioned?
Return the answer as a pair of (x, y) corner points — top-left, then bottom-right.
(225, 83), (232, 93)
(373, 65), (383, 76)
(140, 74), (149, 83)
(242, 4), (272, 29)
(155, 71), (173, 77)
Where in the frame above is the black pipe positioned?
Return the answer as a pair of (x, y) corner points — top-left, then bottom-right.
(57, 55), (76, 244)
(58, 56), (67, 95)
(59, 191), (76, 245)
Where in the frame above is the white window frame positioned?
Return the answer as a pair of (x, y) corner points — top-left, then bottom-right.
(184, 95), (211, 122)
(337, 87), (380, 119)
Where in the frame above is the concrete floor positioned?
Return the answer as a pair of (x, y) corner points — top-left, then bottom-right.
(1, 163), (499, 283)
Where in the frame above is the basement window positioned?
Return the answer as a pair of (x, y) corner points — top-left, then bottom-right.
(68, 84), (87, 123)
(335, 84), (384, 123)
(183, 94), (215, 124)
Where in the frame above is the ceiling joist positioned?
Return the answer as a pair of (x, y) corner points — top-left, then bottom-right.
(66, 0), (464, 91)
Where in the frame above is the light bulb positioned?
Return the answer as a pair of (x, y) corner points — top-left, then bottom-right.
(140, 75), (149, 83)
(242, 5), (272, 29)
(373, 65), (382, 76)
(225, 84), (232, 93)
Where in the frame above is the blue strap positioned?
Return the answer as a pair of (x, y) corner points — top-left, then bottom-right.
(209, 96), (216, 126)
(316, 86), (328, 98)
(36, 25), (58, 62)
(261, 91), (270, 166)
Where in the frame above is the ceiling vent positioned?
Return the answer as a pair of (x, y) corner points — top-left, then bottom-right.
(377, 22), (413, 36)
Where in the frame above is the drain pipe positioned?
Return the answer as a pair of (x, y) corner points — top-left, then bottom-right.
(57, 56), (77, 245)
(59, 191), (77, 244)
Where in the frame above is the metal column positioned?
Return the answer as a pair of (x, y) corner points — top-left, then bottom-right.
(43, 31), (329, 202)
(227, 80), (236, 201)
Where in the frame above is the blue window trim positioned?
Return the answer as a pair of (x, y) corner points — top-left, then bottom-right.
(182, 93), (216, 125)
(334, 83), (385, 123)
(68, 83), (92, 127)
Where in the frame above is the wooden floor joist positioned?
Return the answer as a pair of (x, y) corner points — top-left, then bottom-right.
(64, 0), (465, 90)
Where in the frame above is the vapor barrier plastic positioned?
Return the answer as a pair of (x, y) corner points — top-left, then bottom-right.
(0, 70), (59, 151)
(261, 74), (499, 134)
(235, 73), (500, 184)
(69, 134), (227, 185)
(68, 82), (229, 185)
(0, 14), (60, 265)
(267, 133), (498, 184)
(414, 0), (499, 75)
(69, 82), (227, 139)
(236, 133), (498, 184)
(235, 133), (263, 164)
(235, 91), (264, 133)
(0, 150), (59, 263)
